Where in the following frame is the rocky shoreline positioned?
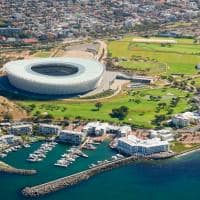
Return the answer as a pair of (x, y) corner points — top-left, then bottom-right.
(0, 161), (36, 175)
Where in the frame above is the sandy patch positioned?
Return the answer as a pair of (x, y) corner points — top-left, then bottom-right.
(62, 50), (94, 59)
(184, 144), (192, 148)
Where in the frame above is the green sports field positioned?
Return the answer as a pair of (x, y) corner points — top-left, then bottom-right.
(108, 36), (200, 75)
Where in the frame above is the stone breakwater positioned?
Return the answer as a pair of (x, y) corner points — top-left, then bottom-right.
(22, 153), (176, 198)
(0, 161), (36, 175)
(22, 156), (140, 197)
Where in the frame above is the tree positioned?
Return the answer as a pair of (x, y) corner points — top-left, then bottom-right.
(167, 108), (173, 115)
(158, 102), (167, 109)
(63, 116), (69, 120)
(34, 111), (41, 117)
(110, 106), (129, 120)
(135, 99), (141, 104)
(95, 102), (103, 111)
(152, 114), (166, 127)
(44, 113), (54, 120)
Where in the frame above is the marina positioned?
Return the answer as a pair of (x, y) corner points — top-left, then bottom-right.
(0, 141), (200, 200)
(0, 144), (30, 158)
(82, 143), (96, 150)
(54, 147), (88, 168)
(27, 142), (57, 162)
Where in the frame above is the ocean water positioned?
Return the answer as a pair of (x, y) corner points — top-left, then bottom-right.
(0, 142), (200, 200)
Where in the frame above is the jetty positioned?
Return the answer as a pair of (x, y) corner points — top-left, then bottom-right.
(22, 156), (140, 197)
(0, 161), (36, 175)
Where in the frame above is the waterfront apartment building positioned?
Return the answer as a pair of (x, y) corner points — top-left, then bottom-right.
(8, 124), (32, 135)
(38, 124), (61, 135)
(117, 135), (169, 156)
(83, 122), (132, 137)
(83, 122), (109, 136)
(107, 125), (132, 137)
(58, 130), (86, 145)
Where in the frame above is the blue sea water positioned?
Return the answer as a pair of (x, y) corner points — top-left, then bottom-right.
(0, 142), (200, 200)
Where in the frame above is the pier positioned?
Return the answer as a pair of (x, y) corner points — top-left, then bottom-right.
(22, 156), (139, 197)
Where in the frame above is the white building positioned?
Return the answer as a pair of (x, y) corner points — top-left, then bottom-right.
(117, 135), (169, 156)
(4, 58), (104, 95)
(107, 125), (132, 137)
(8, 124), (32, 135)
(83, 122), (132, 137)
(58, 130), (86, 145)
(172, 112), (200, 128)
(38, 124), (61, 135)
(83, 122), (109, 136)
(149, 129), (174, 142)
(118, 125), (132, 137)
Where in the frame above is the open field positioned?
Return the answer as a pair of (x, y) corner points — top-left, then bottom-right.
(108, 36), (200, 75)
(170, 142), (200, 154)
(19, 87), (192, 128)
(32, 51), (51, 58)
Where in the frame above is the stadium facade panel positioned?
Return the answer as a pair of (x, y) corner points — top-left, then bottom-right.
(4, 58), (105, 95)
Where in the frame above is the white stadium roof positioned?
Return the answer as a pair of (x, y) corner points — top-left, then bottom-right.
(4, 57), (105, 95)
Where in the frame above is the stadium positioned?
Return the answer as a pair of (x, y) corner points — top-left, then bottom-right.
(4, 58), (105, 95)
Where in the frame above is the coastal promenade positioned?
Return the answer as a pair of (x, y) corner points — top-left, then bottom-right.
(22, 156), (140, 197)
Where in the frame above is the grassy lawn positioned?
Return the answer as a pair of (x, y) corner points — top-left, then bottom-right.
(33, 51), (51, 58)
(170, 142), (200, 153)
(193, 77), (200, 88)
(119, 59), (166, 75)
(19, 87), (192, 128)
(129, 42), (200, 54)
(108, 36), (200, 75)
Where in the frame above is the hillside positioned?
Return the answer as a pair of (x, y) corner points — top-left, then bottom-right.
(0, 96), (27, 120)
